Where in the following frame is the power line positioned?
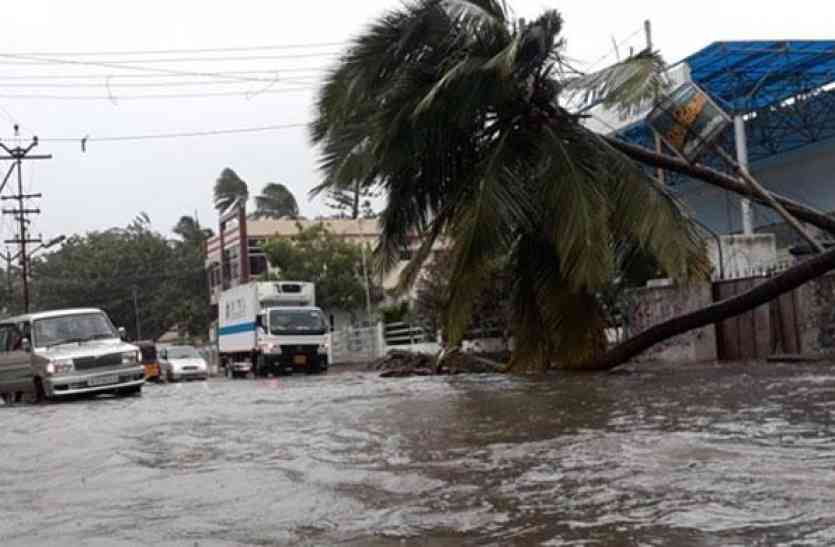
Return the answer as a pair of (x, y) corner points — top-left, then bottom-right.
(0, 51), (342, 67)
(0, 122), (309, 144)
(7, 42), (347, 57)
(0, 86), (315, 100)
(0, 67), (332, 80)
(0, 53), (328, 85)
(0, 77), (322, 88)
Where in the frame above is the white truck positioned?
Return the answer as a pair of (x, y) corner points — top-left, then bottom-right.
(217, 281), (331, 378)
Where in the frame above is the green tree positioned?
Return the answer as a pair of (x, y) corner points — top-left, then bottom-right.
(214, 167), (249, 213)
(262, 223), (371, 314)
(30, 216), (210, 342)
(173, 215), (213, 247)
(253, 182), (299, 219)
(414, 251), (509, 342)
(311, 1), (708, 370)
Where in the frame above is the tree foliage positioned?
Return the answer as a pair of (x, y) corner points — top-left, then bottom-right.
(324, 181), (378, 219)
(311, 0), (708, 370)
(30, 215), (210, 341)
(214, 167), (249, 213)
(253, 182), (299, 219)
(262, 223), (373, 314)
(414, 251), (509, 341)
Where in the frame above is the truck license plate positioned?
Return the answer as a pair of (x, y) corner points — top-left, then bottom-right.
(89, 375), (119, 387)
(293, 355), (307, 366)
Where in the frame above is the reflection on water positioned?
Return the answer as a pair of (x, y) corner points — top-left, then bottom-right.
(2, 361), (835, 546)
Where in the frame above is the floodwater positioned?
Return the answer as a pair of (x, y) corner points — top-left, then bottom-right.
(2, 362), (835, 546)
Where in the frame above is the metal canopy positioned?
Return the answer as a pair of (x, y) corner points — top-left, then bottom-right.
(620, 40), (835, 172)
(683, 40), (835, 113)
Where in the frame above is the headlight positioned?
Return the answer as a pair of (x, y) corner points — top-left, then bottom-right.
(122, 351), (139, 365)
(261, 343), (281, 354)
(317, 343), (328, 355)
(46, 359), (74, 376)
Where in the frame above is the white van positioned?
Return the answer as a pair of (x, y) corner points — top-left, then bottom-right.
(0, 308), (145, 402)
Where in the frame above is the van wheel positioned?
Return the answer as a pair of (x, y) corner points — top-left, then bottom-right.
(116, 385), (142, 397)
(33, 377), (47, 404)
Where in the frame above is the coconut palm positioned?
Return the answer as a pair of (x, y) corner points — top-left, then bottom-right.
(252, 183), (299, 219)
(173, 216), (213, 247)
(214, 168), (249, 213)
(311, 0), (709, 370)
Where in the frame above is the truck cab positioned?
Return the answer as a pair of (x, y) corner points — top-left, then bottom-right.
(255, 306), (330, 376)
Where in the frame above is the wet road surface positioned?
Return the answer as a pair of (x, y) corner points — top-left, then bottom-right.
(2, 361), (835, 546)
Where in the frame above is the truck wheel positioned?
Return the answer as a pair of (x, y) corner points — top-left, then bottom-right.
(33, 377), (47, 403)
(255, 355), (268, 378)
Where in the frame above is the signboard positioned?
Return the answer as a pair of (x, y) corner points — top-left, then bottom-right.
(646, 81), (731, 161)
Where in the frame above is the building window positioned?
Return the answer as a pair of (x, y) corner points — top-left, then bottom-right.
(250, 255), (268, 277)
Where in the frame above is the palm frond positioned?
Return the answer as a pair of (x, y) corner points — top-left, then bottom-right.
(564, 49), (669, 118)
(441, 0), (510, 33)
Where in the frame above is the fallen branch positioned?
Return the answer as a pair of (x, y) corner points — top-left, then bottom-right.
(606, 137), (835, 236)
(582, 245), (835, 370)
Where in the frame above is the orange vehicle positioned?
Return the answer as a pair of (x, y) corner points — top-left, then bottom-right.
(136, 341), (163, 382)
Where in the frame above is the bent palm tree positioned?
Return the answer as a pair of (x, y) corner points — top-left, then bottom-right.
(253, 183), (299, 219)
(214, 168), (249, 213)
(312, 0), (709, 370)
(173, 216), (213, 247)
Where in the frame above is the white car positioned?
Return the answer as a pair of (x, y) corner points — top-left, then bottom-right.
(161, 345), (208, 382)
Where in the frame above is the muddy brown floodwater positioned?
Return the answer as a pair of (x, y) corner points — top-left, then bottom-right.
(2, 361), (835, 546)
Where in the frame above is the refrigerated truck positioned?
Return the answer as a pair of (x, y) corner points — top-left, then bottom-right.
(218, 281), (330, 378)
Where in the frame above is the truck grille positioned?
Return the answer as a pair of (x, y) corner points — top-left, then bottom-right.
(74, 353), (122, 371)
(280, 345), (318, 355)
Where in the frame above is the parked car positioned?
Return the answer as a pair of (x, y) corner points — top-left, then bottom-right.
(0, 308), (144, 402)
(135, 340), (163, 382)
(161, 345), (208, 382)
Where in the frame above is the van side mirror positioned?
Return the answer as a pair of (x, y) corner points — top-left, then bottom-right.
(118, 327), (127, 340)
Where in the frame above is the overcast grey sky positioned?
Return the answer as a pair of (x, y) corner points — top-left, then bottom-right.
(0, 1), (831, 243)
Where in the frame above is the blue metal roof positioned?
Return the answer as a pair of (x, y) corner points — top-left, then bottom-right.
(681, 40), (835, 113)
(617, 40), (835, 175)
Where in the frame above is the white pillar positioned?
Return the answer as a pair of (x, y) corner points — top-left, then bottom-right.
(734, 115), (754, 235)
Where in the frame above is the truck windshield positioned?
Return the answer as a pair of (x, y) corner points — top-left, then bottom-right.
(269, 309), (327, 335)
(33, 312), (117, 348)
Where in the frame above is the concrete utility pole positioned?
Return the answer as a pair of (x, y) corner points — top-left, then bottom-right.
(644, 19), (666, 185)
(133, 285), (142, 341)
(0, 126), (52, 313)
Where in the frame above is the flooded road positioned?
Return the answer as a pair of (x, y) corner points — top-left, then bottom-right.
(2, 361), (835, 546)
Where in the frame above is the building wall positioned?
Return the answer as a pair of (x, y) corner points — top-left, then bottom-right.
(626, 282), (717, 363)
(704, 234), (778, 280)
(679, 139), (835, 240)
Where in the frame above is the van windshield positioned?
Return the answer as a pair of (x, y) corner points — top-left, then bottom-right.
(269, 309), (327, 335)
(33, 312), (118, 348)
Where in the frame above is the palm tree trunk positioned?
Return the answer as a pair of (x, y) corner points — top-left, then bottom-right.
(605, 137), (835, 235)
(580, 244), (835, 371)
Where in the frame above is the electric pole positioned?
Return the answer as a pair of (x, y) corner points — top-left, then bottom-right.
(0, 126), (52, 313)
(133, 285), (142, 340)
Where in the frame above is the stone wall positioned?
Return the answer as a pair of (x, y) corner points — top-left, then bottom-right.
(626, 282), (717, 363)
